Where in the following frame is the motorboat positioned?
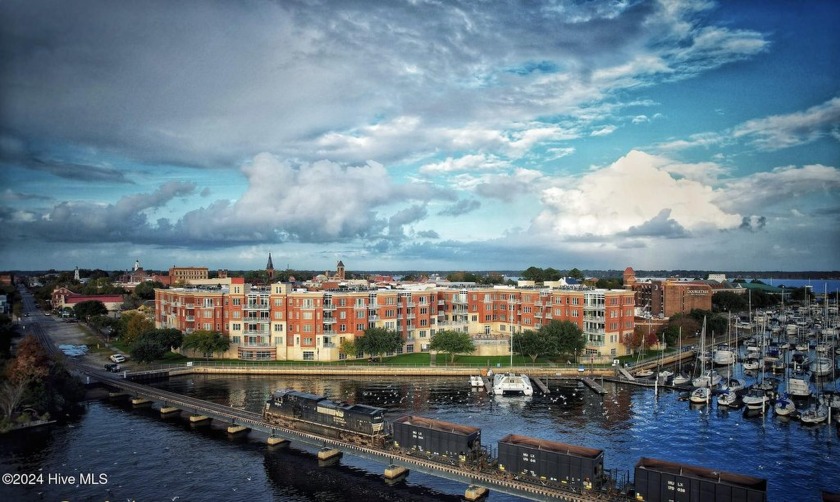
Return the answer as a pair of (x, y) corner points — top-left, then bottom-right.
(787, 375), (812, 399)
(713, 346), (736, 366)
(742, 387), (770, 410)
(469, 375), (484, 387)
(492, 373), (534, 396)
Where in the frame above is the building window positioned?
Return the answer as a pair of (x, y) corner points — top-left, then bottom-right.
(231, 336), (240, 343)
(232, 323), (241, 331)
(303, 351), (314, 361)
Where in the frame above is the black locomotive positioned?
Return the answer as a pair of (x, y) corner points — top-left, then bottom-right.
(263, 389), (388, 447)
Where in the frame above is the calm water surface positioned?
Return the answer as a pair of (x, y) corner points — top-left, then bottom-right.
(2, 371), (839, 501)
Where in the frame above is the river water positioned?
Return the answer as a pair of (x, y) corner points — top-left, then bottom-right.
(2, 370), (839, 501)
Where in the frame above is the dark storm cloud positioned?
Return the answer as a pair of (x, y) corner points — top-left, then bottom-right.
(619, 209), (690, 238)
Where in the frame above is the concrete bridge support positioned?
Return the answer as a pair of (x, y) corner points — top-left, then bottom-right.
(464, 485), (489, 501)
(227, 424), (249, 435)
(189, 415), (210, 426)
(267, 436), (289, 447)
(160, 406), (180, 417)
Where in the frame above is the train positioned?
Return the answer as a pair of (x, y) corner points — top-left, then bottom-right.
(263, 388), (768, 501)
(263, 389), (388, 447)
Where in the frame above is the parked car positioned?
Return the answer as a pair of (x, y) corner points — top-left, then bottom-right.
(110, 354), (126, 363)
(104, 363), (120, 372)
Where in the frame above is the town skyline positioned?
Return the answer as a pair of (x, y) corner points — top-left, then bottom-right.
(1, 1), (838, 272)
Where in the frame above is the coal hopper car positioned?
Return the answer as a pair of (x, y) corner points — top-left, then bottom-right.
(391, 415), (485, 465)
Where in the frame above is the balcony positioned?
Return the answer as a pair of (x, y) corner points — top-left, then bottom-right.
(368, 315), (379, 322)
(243, 330), (270, 336)
(323, 317), (336, 324)
(242, 341), (272, 347)
(323, 303), (336, 311)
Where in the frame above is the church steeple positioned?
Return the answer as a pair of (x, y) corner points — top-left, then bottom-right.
(266, 253), (275, 279)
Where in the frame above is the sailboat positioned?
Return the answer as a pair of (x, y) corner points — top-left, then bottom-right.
(692, 317), (721, 388)
(672, 327), (691, 386)
(713, 312), (737, 366)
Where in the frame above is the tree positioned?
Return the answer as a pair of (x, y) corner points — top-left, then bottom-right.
(133, 281), (165, 300)
(429, 330), (475, 363)
(118, 311), (154, 346)
(712, 291), (748, 312)
(339, 338), (357, 360)
(540, 320), (586, 359)
(567, 268), (584, 280)
(130, 328), (184, 363)
(73, 300), (107, 321)
(512, 329), (550, 363)
(181, 330), (230, 359)
(662, 314), (700, 347)
(356, 327), (402, 362)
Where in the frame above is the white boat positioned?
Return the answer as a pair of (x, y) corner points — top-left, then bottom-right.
(469, 375), (484, 387)
(812, 357), (833, 377)
(717, 390), (739, 408)
(492, 373), (534, 396)
(689, 387), (710, 404)
(692, 370), (721, 389)
(713, 346), (736, 366)
(774, 394), (796, 416)
(787, 375), (812, 399)
(721, 378), (745, 394)
(742, 357), (761, 371)
(672, 373), (691, 386)
(742, 387), (770, 410)
(799, 403), (828, 424)
(634, 368), (654, 378)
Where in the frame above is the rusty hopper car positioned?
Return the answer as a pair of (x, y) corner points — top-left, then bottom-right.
(263, 389), (387, 445)
(392, 415), (482, 462)
(634, 457), (767, 502)
(497, 434), (604, 488)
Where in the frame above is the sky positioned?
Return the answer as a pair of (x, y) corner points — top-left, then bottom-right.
(1, 0), (839, 274)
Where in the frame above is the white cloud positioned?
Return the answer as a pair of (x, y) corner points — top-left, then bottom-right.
(733, 97), (840, 150)
(419, 153), (509, 174)
(532, 150), (742, 238)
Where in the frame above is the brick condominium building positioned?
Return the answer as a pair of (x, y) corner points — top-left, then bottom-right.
(155, 278), (636, 362)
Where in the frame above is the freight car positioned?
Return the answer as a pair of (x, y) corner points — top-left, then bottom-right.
(263, 389), (388, 447)
(497, 434), (606, 490)
(633, 457), (767, 502)
(391, 415), (485, 466)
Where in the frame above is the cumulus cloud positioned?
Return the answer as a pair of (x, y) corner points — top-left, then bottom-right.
(531, 150), (742, 238)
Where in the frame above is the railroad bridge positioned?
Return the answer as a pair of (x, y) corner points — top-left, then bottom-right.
(82, 370), (613, 502)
